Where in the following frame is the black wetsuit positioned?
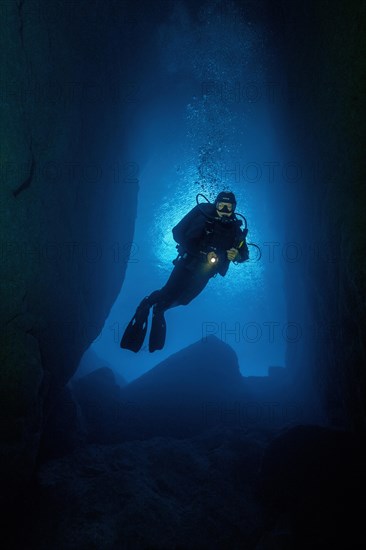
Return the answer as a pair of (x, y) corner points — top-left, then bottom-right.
(147, 203), (249, 312)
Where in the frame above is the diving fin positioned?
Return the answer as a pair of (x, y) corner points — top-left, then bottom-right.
(149, 306), (166, 352)
(120, 297), (151, 353)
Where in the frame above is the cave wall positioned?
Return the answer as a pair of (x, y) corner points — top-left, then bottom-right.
(278, 0), (366, 431)
(0, 0), (166, 500)
(1, 0), (365, 512)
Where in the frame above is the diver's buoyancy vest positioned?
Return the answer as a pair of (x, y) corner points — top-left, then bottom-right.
(202, 216), (241, 253)
(173, 205), (243, 276)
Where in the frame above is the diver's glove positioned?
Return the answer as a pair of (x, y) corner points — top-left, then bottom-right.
(227, 248), (239, 261)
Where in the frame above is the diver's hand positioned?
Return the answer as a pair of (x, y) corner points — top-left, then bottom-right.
(227, 248), (239, 261)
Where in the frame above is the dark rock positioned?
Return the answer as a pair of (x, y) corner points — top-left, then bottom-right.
(38, 385), (81, 461)
(258, 424), (366, 548)
(71, 338), (302, 446)
(68, 337), (249, 444)
(72, 367), (126, 444)
(73, 347), (127, 388)
(1, 0), (143, 495)
(1, 0), (365, 544)
(279, 0), (366, 432)
(34, 425), (266, 550)
(113, 335), (249, 441)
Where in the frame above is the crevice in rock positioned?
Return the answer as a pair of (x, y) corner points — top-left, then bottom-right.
(12, 151), (35, 197)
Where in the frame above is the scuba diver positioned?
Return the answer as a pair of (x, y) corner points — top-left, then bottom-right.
(120, 191), (250, 353)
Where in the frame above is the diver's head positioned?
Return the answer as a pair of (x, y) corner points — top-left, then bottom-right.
(215, 191), (236, 218)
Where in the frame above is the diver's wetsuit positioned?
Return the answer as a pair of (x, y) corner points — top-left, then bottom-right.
(145, 202), (249, 313)
(145, 259), (212, 312)
(120, 201), (249, 352)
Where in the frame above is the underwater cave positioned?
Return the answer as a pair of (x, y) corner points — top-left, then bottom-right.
(1, 0), (365, 548)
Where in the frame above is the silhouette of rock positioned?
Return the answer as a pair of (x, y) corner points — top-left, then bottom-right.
(0, 0), (144, 502)
(125, 334), (243, 394)
(113, 335), (248, 441)
(74, 347), (127, 388)
(68, 336), (248, 444)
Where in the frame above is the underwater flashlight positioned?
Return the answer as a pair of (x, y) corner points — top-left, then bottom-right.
(206, 250), (218, 264)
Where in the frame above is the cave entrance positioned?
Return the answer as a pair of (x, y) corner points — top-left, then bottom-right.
(79, 2), (290, 383)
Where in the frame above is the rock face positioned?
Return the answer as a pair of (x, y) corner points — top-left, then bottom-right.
(73, 347), (127, 388)
(258, 425), (366, 548)
(0, 0), (160, 504)
(277, 1), (366, 431)
(37, 384), (81, 462)
(34, 426), (265, 550)
(65, 337), (305, 448)
(72, 336), (249, 443)
(1, 0), (365, 538)
(71, 367), (126, 445)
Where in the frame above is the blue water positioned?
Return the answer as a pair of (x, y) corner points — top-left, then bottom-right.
(84, 0), (289, 382)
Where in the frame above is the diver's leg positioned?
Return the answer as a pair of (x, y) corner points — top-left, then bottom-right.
(143, 266), (189, 310)
(177, 273), (212, 305)
(152, 261), (197, 310)
(121, 263), (188, 352)
(148, 272), (213, 352)
(121, 261), (196, 353)
(148, 263), (196, 352)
